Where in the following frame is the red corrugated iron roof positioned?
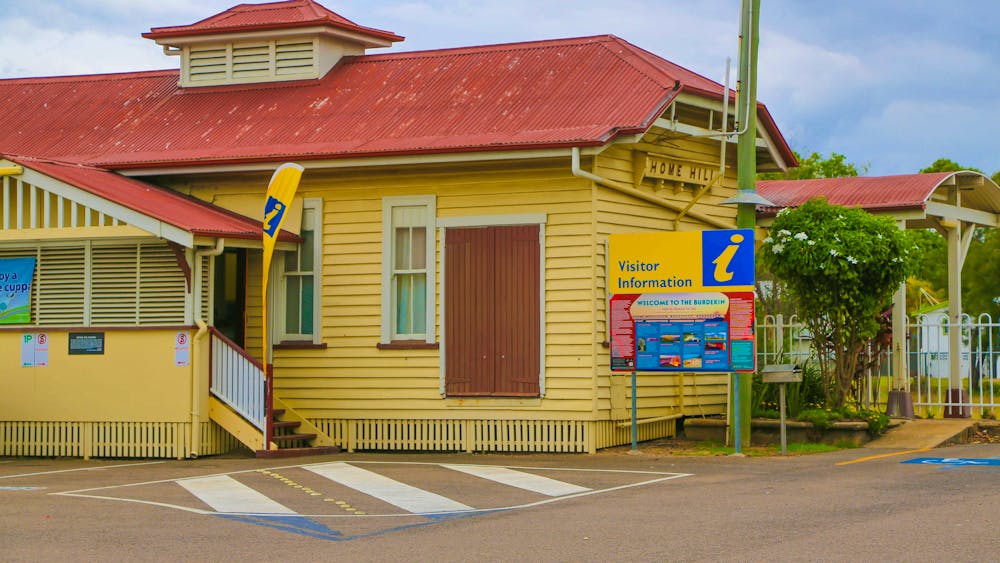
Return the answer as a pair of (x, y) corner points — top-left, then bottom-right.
(9, 156), (297, 241)
(0, 35), (794, 170)
(143, 0), (403, 43)
(757, 173), (955, 213)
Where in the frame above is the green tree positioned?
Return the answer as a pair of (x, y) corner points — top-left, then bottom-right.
(992, 170), (999, 185)
(760, 199), (915, 410)
(758, 151), (865, 180)
(919, 158), (982, 174)
(962, 229), (1000, 318)
(906, 228), (947, 293)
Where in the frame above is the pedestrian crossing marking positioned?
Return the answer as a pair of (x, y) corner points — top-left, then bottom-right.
(177, 475), (295, 514)
(441, 464), (590, 496)
(303, 462), (473, 514)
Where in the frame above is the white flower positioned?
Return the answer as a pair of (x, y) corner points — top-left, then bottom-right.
(846, 256), (858, 264)
(778, 229), (792, 237)
(793, 232), (808, 241)
(830, 249), (839, 257)
(771, 243), (785, 254)
(807, 240), (816, 246)
(763, 236), (773, 244)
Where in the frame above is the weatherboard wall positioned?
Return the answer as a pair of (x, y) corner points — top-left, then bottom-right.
(592, 133), (740, 421)
(178, 159), (603, 426)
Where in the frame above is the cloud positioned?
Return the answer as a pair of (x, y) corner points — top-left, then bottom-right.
(826, 99), (1000, 175)
(0, 18), (171, 77)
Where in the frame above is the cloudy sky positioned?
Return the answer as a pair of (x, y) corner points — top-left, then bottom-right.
(2, 0), (998, 176)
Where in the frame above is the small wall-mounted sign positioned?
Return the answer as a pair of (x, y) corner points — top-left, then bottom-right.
(635, 152), (716, 188)
(69, 332), (105, 355)
(20, 332), (49, 367)
(174, 331), (190, 367)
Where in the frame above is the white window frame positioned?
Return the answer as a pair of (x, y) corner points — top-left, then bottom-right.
(275, 197), (323, 344)
(380, 195), (436, 344)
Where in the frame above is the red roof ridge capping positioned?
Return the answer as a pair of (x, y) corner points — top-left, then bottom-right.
(757, 172), (958, 213)
(6, 155), (299, 242)
(143, 0), (403, 43)
(0, 68), (177, 85)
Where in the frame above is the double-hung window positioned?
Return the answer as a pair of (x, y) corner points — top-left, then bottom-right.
(279, 197), (322, 343)
(381, 195), (436, 344)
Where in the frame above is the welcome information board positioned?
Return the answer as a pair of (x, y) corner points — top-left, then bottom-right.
(608, 230), (756, 373)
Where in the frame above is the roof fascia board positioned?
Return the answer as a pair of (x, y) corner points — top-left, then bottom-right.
(760, 208), (928, 227)
(925, 201), (998, 227)
(14, 167), (194, 247)
(0, 225), (152, 243)
(118, 147), (601, 177)
(195, 236), (294, 250)
(755, 124), (787, 171)
(156, 25), (393, 48)
(652, 118), (767, 149)
(674, 92), (730, 113)
(674, 92), (787, 170)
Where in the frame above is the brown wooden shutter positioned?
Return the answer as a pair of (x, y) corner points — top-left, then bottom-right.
(445, 225), (539, 397)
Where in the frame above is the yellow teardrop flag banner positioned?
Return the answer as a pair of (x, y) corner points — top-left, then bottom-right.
(261, 163), (304, 365)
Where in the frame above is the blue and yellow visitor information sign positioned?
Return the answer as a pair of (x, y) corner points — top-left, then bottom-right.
(608, 230), (756, 373)
(609, 229), (754, 293)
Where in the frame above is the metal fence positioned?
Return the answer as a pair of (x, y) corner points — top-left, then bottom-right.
(756, 313), (1000, 415)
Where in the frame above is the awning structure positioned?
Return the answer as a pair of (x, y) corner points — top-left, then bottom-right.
(757, 171), (1000, 416)
(0, 155), (299, 248)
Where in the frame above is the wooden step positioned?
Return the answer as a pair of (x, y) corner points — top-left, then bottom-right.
(272, 420), (301, 431)
(256, 446), (340, 459)
(270, 432), (316, 443)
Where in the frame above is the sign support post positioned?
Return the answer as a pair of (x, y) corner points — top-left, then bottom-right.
(631, 370), (638, 452)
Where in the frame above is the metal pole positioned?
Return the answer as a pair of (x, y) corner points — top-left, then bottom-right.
(733, 372), (742, 454)
(631, 370), (638, 451)
(779, 382), (787, 456)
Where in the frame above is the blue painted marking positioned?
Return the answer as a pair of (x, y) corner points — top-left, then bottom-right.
(216, 510), (496, 542)
(902, 457), (1000, 467)
(216, 514), (341, 541)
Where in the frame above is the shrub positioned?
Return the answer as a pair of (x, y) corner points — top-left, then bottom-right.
(760, 199), (915, 410)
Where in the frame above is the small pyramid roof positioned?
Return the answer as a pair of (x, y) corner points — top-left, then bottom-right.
(143, 0), (402, 44)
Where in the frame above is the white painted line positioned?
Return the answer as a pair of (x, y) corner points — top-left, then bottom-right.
(442, 464), (590, 496)
(177, 475), (295, 515)
(0, 461), (165, 480)
(304, 462), (472, 514)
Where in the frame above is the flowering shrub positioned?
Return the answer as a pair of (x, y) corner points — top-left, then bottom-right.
(760, 198), (915, 409)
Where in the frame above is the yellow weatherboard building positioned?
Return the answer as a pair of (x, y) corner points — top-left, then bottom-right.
(0, 1), (794, 457)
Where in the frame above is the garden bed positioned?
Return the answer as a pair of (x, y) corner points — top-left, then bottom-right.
(682, 416), (895, 446)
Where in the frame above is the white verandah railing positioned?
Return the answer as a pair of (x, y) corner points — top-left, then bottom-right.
(757, 313), (1000, 414)
(208, 327), (266, 431)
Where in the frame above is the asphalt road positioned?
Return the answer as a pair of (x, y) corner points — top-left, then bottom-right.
(1, 443), (998, 562)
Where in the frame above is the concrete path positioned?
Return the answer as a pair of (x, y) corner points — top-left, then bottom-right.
(864, 419), (976, 449)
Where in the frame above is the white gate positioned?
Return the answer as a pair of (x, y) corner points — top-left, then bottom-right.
(907, 313), (1000, 416)
(757, 313), (1000, 416)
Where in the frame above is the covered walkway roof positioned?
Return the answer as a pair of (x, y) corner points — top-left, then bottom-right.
(754, 170), (1000, 410)
(757, 171), (1000, 229)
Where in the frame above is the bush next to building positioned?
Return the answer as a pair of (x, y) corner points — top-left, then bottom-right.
(760, 198), (916, 411)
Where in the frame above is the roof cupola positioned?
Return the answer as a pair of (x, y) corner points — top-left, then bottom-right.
(143, 0), (402, 87)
